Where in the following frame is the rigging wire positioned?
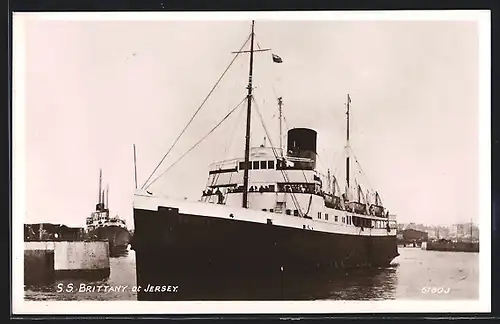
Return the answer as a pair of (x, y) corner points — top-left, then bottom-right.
(251, 96), (311, 216)
(315, 152), (335, 193)
(253, 39), (312, 214)
(222, 102), (246, 161)
(255, 103), (303, 214)
(348, 145), (376, 199)
(345, 104), (383, 205)
(145, 97), (247, 190)
(141, 33), (252, 189)
(263, 105), (313, 187)
(207, 104), (246, 190)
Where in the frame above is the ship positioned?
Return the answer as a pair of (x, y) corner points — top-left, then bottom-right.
(422, 221), (479, 253)
(85, 169), (131, 257)
(422, 239), (479, 253)
(132, 21), (399, 300)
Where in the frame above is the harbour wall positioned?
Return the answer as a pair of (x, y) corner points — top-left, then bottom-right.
(421, 240), (479, 253)
(24, 241), (110, 285)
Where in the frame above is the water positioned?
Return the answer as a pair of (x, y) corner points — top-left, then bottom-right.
(24, 247), (478, 301)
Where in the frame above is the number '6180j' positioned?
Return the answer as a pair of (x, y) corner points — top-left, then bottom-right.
(421, 287), (451, 294)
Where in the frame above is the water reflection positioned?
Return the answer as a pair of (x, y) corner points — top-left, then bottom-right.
(141, 263), (400, 301)
(24, 248), (479, 301)
(24, 249), (137, 301)
(322, 264), (399, 300)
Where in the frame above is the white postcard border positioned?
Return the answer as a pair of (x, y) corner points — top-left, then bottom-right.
(12, 10), (491, 315)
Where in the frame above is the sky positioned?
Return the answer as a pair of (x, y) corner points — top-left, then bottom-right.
(16, 15), (481, 228)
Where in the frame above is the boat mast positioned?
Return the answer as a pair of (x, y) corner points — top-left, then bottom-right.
(278, 96), (283, 156)
(242, 20), (255, 209)
(98, 168), (102, 205)
(327, 169), (331, 193)
(133, 144), (138, 189)
(106, 184), (109, 210)
(346, 94), (351, 194)
(96, 168), (104, 212)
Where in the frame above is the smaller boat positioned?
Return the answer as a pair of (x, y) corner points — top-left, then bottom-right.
(423, 238), (479, 253)
(84, 169), (131, 256)
(422, 222), (479, 253)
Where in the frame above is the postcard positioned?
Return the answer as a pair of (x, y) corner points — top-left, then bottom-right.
(12, 10), (491, 315)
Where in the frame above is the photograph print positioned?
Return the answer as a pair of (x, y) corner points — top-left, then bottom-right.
(12, 10), (490, 314)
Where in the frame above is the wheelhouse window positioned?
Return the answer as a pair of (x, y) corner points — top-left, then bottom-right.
(318, 212), (321, 219)
(335, 215), (338, 222)
(325, 214), (329, 221)
(253, 161), (260, 170)
(268, 160), (275, 169)
(294, 210), (299, 216)
(286, 209), (291, 215)
(260, 161), (267, 169)
(342, 217), (345, 223)
(239, 161), (252, 170)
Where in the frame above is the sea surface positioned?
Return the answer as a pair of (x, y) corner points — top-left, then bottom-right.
(24, 247), (479, 301)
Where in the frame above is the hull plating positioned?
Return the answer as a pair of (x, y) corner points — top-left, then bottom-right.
(87, 226), (131, 256)
(133, 206), (399, 300)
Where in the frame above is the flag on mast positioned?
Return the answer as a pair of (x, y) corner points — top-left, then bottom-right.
(272, 53), (283, 63)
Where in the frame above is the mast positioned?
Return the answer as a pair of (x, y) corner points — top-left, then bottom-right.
(106, 184), (109, 210)
(278, 96), (283, 156)
(96, 168), (104, 212)
(346, 94), (351, 194)
(327, 169), (331, 193)
(242, 20), (255, 209)
(133, 144), (138, 189)
(98, 168), (102, 204)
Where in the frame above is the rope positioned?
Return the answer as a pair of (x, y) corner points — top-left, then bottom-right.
(252, 96), (310, 216)
(145, 97), (247, 190)
(348, 145), (376, 198)
(206, 105), (245, 190)
(141, 33), (252, 189)
(222, 102), (246, 162)
(254, 96), (310, 186)
(205, 105), (245, 202)
(251, 97), (301, 210)
(247, 48), (313, 216)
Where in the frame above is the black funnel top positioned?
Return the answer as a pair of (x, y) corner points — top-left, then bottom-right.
(287, 128), (317, 154)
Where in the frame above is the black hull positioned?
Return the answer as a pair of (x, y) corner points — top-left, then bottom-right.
(87, 226), (131, 257)
(133, 207), (399, 300)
